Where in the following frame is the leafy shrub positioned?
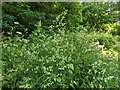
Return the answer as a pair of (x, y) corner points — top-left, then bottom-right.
(99, 23), (118, 35)
(2, 2), (45, 37)
(82, 2), (117, 31)
(2, 2), (83, 37)
(84, 32), (118, 50)
(2, 30), (119, 88)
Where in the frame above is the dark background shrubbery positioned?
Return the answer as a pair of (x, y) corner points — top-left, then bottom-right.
(2, 2), (118, 37)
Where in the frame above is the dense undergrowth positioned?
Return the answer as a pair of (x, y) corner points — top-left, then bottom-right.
(2, 2), (119, 89)
(2, 29), (119, 88)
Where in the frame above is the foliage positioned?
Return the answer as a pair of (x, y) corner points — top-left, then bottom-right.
(2, 2), (45, 37)
(2, 2), (118, 37)
(99, 23), (118, 33)
(81, 2), (118, 32)
(2, 2), (83, 37)
(2, 29), (119, 88)
(2, 2), (119, 89)
(84, 32), (118, 50)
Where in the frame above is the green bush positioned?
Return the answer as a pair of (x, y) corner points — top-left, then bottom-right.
(2, 2), (83, 37)
(84, 32), (118, 50)
(2, 30), (119, 88)
(82, 2), (117, 31)
(2, 2), (45, 37)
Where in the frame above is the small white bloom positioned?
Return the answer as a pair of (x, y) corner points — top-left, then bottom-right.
(16, 31), (22, 34)
(14, 21), (19, 24)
